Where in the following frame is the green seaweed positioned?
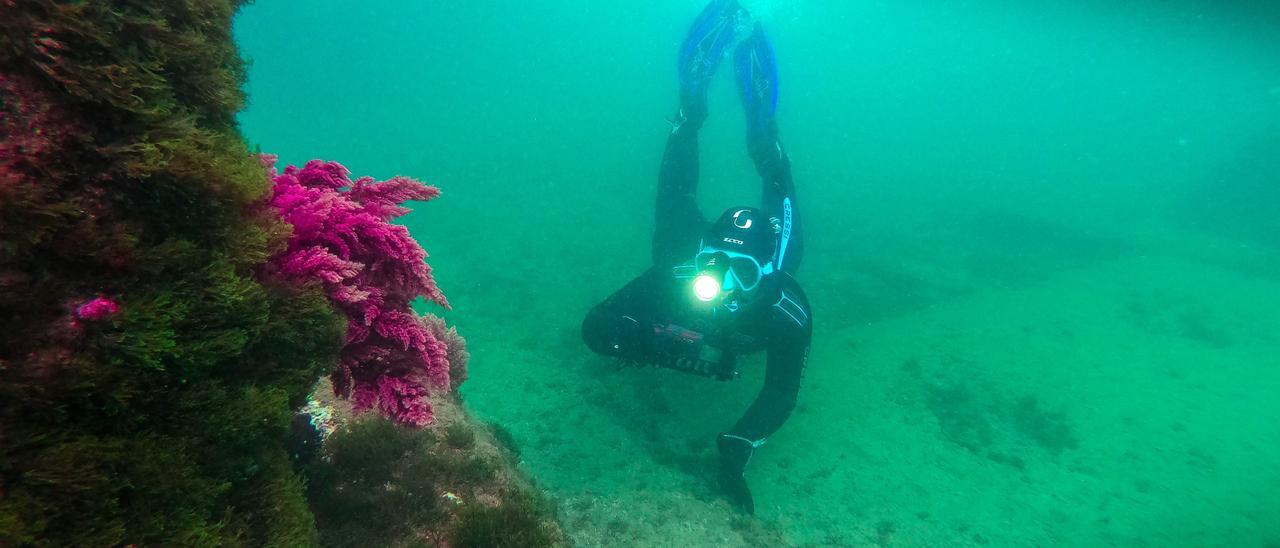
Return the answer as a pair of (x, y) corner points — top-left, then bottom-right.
(446, 421), (478, 449)
(0, 1), (342, 545)
(1010, 396), (1079, 455)
(451, 494), (558, 548)
(489, 421), (523, 460)
(926, 373), (1078, 466)
(305, 420), (445, 548)
(305, 417), (562, 547)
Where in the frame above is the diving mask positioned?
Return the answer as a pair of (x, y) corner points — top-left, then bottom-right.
(692, 247), (773, 302)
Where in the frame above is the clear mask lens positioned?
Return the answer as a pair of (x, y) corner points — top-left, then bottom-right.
(727, 257), (761, 289)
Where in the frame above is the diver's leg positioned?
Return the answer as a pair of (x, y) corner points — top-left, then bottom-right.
(734, 22), (779, 144)
(652, 124), (705, 266)
(654, 0), (750, 266)
(734, 23), (803, 273)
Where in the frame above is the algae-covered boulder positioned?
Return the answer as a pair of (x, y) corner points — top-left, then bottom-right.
(0, 1), (564, 545)
(1, 1), (338, 544)
(301, 384), (565, 548)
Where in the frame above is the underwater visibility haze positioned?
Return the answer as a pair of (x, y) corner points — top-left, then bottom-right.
(234, 0), (1280, 546)
(2, 0), (1274, 546)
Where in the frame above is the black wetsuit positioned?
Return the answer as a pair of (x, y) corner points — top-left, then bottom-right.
(581, 108), (811, 446)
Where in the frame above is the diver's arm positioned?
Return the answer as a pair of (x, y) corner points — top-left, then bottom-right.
(716, 280), (811, 514)
(726, 279), (811, 443)
(582, 266), (735, 378)
(725, 309), (809, 442)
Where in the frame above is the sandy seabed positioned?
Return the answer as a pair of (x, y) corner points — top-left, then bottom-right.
(449, 214), (1279, 547)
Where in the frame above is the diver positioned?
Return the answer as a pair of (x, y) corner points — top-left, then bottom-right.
(581, 0), (811, 515)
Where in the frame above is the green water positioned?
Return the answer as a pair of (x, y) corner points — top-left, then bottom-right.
(234, 2), (1280, 546)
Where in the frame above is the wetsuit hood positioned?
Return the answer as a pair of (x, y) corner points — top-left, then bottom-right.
(703, 206), (777, 264)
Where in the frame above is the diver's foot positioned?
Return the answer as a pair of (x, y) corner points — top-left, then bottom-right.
(734, 22), (778, 137)
(679, 0), (752, 119)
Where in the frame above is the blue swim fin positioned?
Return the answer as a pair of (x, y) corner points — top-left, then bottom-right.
(734, 23), (778, 136)
(678, 0), (750, 114)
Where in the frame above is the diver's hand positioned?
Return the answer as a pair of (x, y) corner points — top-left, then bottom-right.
(716, 434), (757, 514)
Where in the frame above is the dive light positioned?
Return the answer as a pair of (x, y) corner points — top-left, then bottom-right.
(693, 251), (730, 302)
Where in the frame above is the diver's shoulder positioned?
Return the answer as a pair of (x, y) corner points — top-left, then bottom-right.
(769, 273), (810, 328)
(775, 272), (808, 301)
